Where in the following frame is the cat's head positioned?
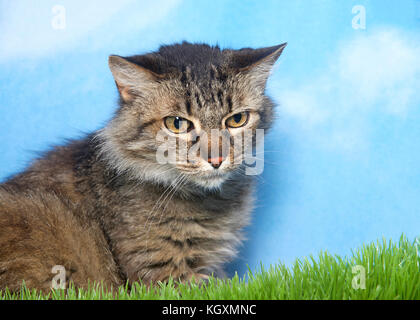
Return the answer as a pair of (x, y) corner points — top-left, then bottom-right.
(99, 42), (286, 190)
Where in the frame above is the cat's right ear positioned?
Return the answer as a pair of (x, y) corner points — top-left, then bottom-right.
(231, 43), (287, 91)
(108, 55), (162, 102)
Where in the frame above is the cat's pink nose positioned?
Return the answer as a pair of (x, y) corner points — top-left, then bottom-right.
(207, 156), (224, 169)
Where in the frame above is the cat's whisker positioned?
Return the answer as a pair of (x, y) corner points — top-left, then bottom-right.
(143, 173), (188, 265)
(144, 172), (188, 232)
(155, 173), (188, 228)
(117, 165), (177, 198)
(150, 174), (185, 226)
(234, 165), (265, 183)
(142, 174), (182, 238)
(145, 173), (184, 223)
(238, 155), (284, 167)
(253, 150), (284, 154)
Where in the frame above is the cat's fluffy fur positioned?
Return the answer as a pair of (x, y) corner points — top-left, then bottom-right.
(0, 42), (286, 292)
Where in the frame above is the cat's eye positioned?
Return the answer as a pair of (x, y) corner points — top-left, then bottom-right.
(164, 116), (193, 134)
(226, 112), (249, 128)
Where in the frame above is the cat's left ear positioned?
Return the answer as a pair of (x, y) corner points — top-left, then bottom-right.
(232, 43), (287, 90)
(108, 55), (163, 102)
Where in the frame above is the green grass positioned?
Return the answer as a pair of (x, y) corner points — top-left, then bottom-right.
(1, 235), (419, 300)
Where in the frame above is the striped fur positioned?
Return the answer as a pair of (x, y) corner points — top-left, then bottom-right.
(0, 42), (286, 292)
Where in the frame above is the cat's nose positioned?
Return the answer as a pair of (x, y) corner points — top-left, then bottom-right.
(207, 156), (224, 169)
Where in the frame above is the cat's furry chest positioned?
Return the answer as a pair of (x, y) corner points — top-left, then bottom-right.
(102, 179), (255, 282)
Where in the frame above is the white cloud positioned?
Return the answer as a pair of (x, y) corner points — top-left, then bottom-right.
(273, 28), (420, 153)
(0, 0), (181, 60)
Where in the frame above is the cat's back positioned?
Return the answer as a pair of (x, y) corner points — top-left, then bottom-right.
(0, 138), (123, 292)
(0, 187), (122, 292)
(3, 137), (89, 193)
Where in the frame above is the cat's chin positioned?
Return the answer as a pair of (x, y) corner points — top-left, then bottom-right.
(188, 172), (230, 190)
(192, 176), (226, 190)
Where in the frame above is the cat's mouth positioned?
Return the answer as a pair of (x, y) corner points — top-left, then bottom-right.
(200, 171), (226, 180)
(193, 174), (228, 189)
(179, 167), (231, 189)
(183, 166), (229, 178)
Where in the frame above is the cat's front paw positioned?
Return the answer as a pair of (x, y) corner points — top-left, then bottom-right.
(185, 273), (210, 286)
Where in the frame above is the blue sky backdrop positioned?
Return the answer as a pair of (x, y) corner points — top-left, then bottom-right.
(0, 0), (419, 275)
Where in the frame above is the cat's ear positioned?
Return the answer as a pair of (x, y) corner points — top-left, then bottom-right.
(108, 55), (163, 102)
(232, 43), (287, 90)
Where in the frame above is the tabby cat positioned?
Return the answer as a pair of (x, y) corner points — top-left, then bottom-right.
(0, 42), (286, 292)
